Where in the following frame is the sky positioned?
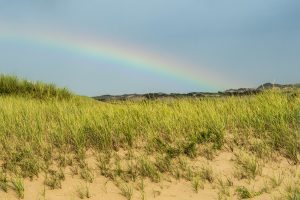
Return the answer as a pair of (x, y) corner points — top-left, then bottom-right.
(0, 0), (299, 96)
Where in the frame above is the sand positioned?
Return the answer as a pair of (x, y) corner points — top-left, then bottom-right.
(0, 151), (298, 200)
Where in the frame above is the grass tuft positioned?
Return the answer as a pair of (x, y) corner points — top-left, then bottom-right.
(44, 169), (65, 190)
(11, 177), (25, 199)
(77, 184), (91, 199)
(234, 151), (262, 179)
(138, 157), (160, 182)
(236, 186), (252, 199)
(191, 177), (204, 193)
(119, 183), (133, 200)
(0, 171), (8, 192)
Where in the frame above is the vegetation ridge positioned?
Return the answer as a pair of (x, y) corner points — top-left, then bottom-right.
(0, 74), (72, 100)
(93, 82), (300, 101)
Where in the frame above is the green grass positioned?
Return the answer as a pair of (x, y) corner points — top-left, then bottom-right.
(234, 151), (262, 179)
(236, 186), (252, 199)
(200, 164), (214, 183)
(191, 177), (203, 193)
(285, 175), (300, 200)
(0, 171), (8, 192)
(0, 75), (299, 197)
(80, 166), (94, 183)
(138, 157), (160, 182)
(44, 169), (65, 189)
(0, 74), (72, 100)
(11, 177), (24, 199)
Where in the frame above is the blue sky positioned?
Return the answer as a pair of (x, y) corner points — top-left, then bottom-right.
(0, 0), (299, 95)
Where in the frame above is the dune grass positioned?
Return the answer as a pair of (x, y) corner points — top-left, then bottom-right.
(0, 75), (299, 198)
(0, 83), (299, 169)
(0, 74), (72, 100)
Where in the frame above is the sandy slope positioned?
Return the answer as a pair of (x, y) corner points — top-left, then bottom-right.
(0, 151), (298, 200)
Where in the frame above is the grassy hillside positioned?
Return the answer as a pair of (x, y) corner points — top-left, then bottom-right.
(0, 75), (72, 99)
(0, 75), (299, 199)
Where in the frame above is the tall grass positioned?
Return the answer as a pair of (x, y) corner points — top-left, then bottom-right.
(0, 75), (299, 181)
(0, 74), (72, 100)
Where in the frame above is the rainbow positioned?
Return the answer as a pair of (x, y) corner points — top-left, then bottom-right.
(0, 29), (231, 91)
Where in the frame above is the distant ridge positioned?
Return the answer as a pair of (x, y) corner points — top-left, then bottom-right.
(257, 82), (300, 90)
(93, 83), (300, 101)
